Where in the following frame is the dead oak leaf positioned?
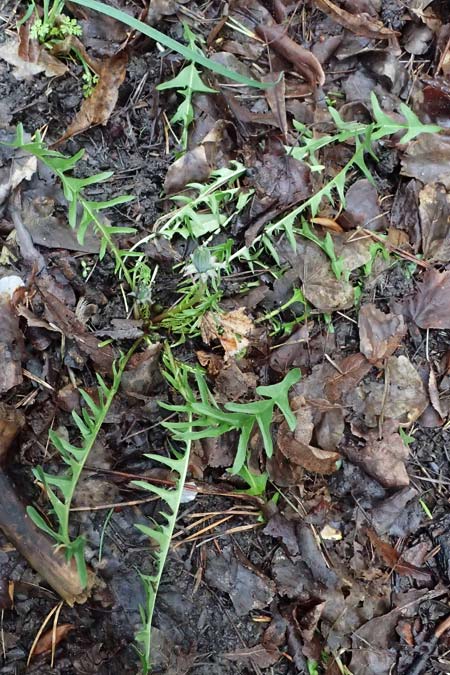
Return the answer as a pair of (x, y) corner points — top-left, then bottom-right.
(359, 303), (406, 364)
(407, 268), (450, 329)
(54, 50), (128, 145)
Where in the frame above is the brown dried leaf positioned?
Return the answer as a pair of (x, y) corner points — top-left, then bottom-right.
(33, 624), (74, 657)
(262, 72), (288, 140)
(223, 645), (279, 668)
(418, 183), (450, 262)
(366, 529), (433, 582)
(255, 24), (325, 86)
(325, 353), (372, 403)
(345, 422), (409, 488)
(315, 0), (399, 39)
(196, 350), (224, 375)
(0, 404), (25, 462)
(407, 268), (450, 329)
(0, 37), (67, 80)
(402, 134), (450, 189)
(200, 308), (257, 358)
(163, 121), (230, 195)
(55, 50), (128, 144)
(358, 304), (406, 364)
(277, 401), (341, 476)
(0, 295), (24, 393)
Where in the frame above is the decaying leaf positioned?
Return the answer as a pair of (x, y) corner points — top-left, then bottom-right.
(32, 624), (74, 657)
(407, 268), (450, 329)
(370, 487), (419, 536)
(346, 421), (410, 488)
(55, 50), (128, 144)
(418, 183), (450, 262)
(0, 37), (67, 80)
(325, 353), (372, 404)
(205, 545), (275, 615)
(358, 304), (406, 364)
(195, 350), (224, 375)
(315, 0), (399, 39)
(339, 179), (388, 231)
(120, 344), (162, 396)
(366, 529), (433, 582)
(19, 186), (100, 253)
(164, 121), (230, 195)
(35, 280), (116, 373)
(348, 355), (428, 426)
(255, 23), (325, 86)
(201, 308), (257, 358)
(350, 609), (400, 675)
(262, 72), (288, 140)
(223, 645), (279, 668)
(402, 134), (450, 189)
(0, 295), (24, 393)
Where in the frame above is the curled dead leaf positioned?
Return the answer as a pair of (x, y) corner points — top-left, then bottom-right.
(54, 50), (128, 144)
(32, 624), (74, 657)
(201, 308), (258, 358)
(256, 24), (325, 87)
(278, 423), (341, 475)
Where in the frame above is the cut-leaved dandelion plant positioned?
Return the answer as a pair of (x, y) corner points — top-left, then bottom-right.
(27, 346), (137, 589)
(7, 125), (136, 287)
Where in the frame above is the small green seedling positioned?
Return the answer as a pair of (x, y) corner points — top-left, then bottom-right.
(28, 0), (81, 43)
(419, 498), (433, 520)
(158, 24), (216, 152)
(26, 0), (98, 97)
(236, 465), (269, 497)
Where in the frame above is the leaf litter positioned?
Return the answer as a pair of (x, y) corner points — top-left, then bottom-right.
(2, 0), (450, 672)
